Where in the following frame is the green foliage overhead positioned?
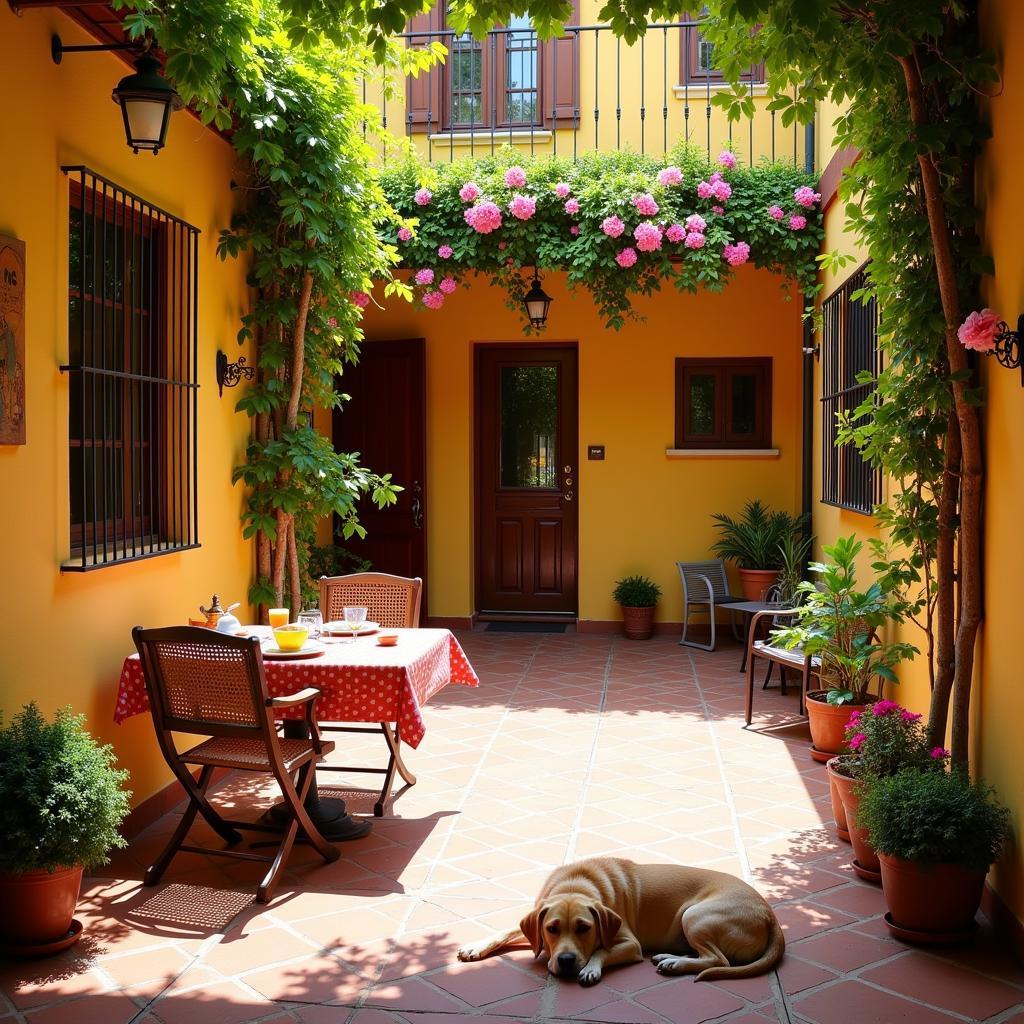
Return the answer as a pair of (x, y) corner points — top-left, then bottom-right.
(0, 704), (131, 874)
(710, 499), (805, 571)
(612, 575), (663, 607)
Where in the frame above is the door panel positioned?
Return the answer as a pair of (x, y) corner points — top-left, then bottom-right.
(332, 338), (427, 612)
(476, 345), (578, 615)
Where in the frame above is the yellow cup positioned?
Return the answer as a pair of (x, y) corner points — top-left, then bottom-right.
(268, 607), (289, 629)
(272, 624), (309, 651)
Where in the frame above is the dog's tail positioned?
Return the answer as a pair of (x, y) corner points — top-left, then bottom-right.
(694, 915), (785, 982)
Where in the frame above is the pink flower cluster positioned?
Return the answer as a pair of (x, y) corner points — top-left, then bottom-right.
(711, 205), (725, 215)
(685, 214), (706, 233)
(439, 276), (457, 295)
(422, 290), (444, 309)
(848, 732), (867, 751)
(414, 187), (432, 206)
(794, 185), (822, 208)
(464, 201), (503, 234)
(697, 172), (732, 203)
(350, 291), (370, 309)
(722, 241), (750, 266)
(871, 699), (901, 716)
(504, 166), (527, 188)
(508, 193), (537, 221)
(615, 247), (638, 268)
(459, 181), (480, 202)
(768, 205), (785, 221)
(414, 268), (434, 286)
(397, 226), (412, 241)
(657, 166), (683, 186)
(717, 150), (737, 170)
(789, 214), (807, 231)
(958, 309), (1002, 352)
(666, 223), (686, 243)
(633, 221), (663, 252)
(633, 193), (659, 216)
(601, 215), (625, 238)
(555, 182), (571, 198)
(570, 225), (580, 236)
(437, 244), (453, 259)
(931, 746), (951, 760)
(685, 232), (706, 250)
(565, 198), (581, 215)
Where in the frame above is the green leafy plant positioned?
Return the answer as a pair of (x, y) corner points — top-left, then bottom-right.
(858, 768), (1010, 871)
(303, 544), (372, 608)
(710, 500), (805, 571)
(776, 530), (813, 605)
(774, 534), (918, 705)
(612, 575), (663, 607)
(0, 704), (131, 874)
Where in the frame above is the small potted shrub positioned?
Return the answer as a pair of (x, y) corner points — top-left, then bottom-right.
(612, 575), (663, 640)
(711, 500), (805, 600)
(0, 703), (131, 954)
(858, 767), (1010, 943)
(774, 535), (917, 762)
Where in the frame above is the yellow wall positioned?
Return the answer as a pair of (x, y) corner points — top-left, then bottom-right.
(0, 7), (252, 807)
(356, 267), (803, 623)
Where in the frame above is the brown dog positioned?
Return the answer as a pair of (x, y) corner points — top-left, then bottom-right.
(457, 857), (784, 987)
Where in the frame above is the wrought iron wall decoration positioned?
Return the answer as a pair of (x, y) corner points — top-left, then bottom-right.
(216, 350), (255, 397)
(990, 315), (1024, 386)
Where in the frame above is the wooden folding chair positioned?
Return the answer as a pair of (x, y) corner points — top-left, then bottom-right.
(317, 572), (422, 816)
(133, 625), (340, 903)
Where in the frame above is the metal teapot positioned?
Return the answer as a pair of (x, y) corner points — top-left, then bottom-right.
(199, 595), (241, 633)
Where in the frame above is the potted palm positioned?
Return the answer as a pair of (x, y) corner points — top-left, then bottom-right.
(773, 535), (917, 763)
(710, 500), (805, 600)
(859, 767), (1010, 944)
(612, 575), (663, 640)
(0, 703), (130, 954)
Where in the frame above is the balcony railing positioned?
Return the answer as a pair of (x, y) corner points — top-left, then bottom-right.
(365, 21), (812, 169)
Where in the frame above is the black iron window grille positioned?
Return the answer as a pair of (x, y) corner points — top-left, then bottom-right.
(820, 265), (881, 516)
(61, 165), (200, 570)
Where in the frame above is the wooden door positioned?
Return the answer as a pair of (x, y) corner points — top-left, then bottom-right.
(476, 345), (578, 616)
(332, 339), (427, 611)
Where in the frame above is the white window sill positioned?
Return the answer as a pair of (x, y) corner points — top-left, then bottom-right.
(672, 82), (768, 99)
(426, 130), (553, 146)
(665, 448), (780, 459)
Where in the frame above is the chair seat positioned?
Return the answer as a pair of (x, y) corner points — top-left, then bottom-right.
(752, 641), (822, 669)
(185, 736), (335, 772)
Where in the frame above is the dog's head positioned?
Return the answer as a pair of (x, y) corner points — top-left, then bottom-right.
(520, 896), (622, 978)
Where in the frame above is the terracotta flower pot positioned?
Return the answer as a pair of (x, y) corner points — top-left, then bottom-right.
(879, 854), (986, 943)
(621, 605), (655, 640)
(737, 568), (780, 601)
(805, 691), (870, 764)
(827, 761), (880, 883)
(0, 865), (84, 948)
(825, 756), (851, 843)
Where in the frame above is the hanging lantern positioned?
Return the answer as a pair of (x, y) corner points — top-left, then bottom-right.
(522, 272), (553, 330)
(112, 52), (183, 155)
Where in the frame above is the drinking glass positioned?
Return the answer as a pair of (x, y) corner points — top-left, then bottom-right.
(268, 607), (289, 629)
(343, 605), (368, 642)
(297, 609), (323, 638)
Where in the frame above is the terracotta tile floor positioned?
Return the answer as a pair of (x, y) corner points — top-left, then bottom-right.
(4, 632), (1024, 1024)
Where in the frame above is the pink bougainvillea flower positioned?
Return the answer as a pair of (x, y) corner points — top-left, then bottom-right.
(633, 221), (663, 252)
(602, 215), (626, 238)
(414, 268), (434, 286)
(711, 179), (732, 202)
(422, 290), (444, 309)
(872, 699), (900, 716)
(768, 205), (785, 221)
(439, 276), (457, 295)
(508, 193), (537, 220)
(685, 231), (706, 249)
(900, 710), (923, 723)
(657, 165), (683, 186)
(554, 181), (571, 198)
(717, 150), (737, 170)
(685, 214), (707, 233)
(633, 193), (659, 216)
(666, 223), (686, 243)
(712, 205), (725, 215)
(847, 709), (862, 725)
(564, 198), (581, 215)
(794, 185), (822, 208)
(459, 181), (480, 202)
(696, 180), (714, 200)
(788, 214), (807, 230)
(570, 225), (580, 236)
(848, 732), (867, 751)
(498, 240), (508, 250)
(464, 200), (503, 234)
(931, 746), (951, 759)
(710, 171), (723, 182)
(349, 291), (370, 309)
(414, 187), (432, 206)
(615, 246), (638, 268)
(958, 308), (1002, 352)
(397, 226), (412, 241)
(504, 166), (527, 188)
(722, 241), (751, 266)
(327, 317), (339, 328)
(437, 244), (454, 259)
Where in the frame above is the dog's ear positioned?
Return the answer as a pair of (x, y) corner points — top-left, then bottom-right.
(589, 903), (622, 948)
(519, 904), (550, 958)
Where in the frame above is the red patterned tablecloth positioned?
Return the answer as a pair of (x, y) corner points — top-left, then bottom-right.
(115, 628), (478, 749)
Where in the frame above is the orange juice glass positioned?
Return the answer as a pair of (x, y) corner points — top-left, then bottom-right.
(268, 607), (289, 628)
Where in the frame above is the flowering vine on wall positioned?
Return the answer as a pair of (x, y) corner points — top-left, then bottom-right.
(374, 146), (824, 330)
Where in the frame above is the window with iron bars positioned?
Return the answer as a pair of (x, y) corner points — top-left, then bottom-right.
(820, 266), (881, 516)
(62, 166), (200, 570)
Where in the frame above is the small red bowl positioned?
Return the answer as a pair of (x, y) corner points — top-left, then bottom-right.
(377, 633), (399, 647)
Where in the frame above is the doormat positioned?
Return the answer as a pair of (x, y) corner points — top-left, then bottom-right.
(485, 622), (570, 633)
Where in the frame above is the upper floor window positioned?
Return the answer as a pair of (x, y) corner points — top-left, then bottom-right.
(675, 357), (772, 449)
(62, 166), (199, 570)
(681, 8), (765, 85)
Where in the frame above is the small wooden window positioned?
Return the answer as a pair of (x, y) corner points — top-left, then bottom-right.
(680, 8), (765, 85)
(674, 358), (772, 449)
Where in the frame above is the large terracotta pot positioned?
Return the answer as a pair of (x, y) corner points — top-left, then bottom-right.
(879, 854), (986, 943)
(0, 865), (84, 947)
(621, 605), (655, 640)
(737, 568), (780, 601)
(827, 761), (880, 883)
(805, 691), (870, 763)
(825, 756), (851, 843)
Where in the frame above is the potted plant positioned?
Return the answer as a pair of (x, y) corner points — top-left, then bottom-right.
(826, 700), (936, 881)
(0, 703), (131, 954)
(612, 575), (663, 640)
(859, 767), (1010, 944)
(775, 531), (812, 607)
(710, 500), (805, 600)
(774, 535), (917, 762)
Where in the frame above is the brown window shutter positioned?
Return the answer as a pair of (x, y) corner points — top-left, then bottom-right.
(406, 5), (443, 134)
(540, 0), (580, 128)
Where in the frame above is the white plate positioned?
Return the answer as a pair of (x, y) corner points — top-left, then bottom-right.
(261, 643), (326, 660)
(321, 621), (380, 637)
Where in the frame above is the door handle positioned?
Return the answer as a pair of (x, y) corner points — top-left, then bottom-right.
(564, 490), (574, 502)
(411, 480), (423, 530)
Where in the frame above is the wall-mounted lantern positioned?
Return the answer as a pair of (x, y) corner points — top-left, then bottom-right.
(522, 270), (553, 330)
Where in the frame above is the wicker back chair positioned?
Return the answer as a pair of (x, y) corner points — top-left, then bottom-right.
(319, 571), (422, 629)
(133, 625), (339, 903)
(676, 559), (744, 651)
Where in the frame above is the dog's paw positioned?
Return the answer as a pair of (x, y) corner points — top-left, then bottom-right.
(652, 955), (687, 975)
(577, 965), (602, 987)
(456, 946), (484, 962)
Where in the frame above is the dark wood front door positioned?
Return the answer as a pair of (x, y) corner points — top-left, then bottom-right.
(476, 345), (578, 616)
(332, 338), (427, 611)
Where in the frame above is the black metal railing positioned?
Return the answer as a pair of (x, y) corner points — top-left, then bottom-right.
(820, 266), (881, 516)
(61, 166), (200, 570)
(367, 21), (808, 168)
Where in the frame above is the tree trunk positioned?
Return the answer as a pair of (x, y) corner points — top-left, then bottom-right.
(286, 270), (314, 430)
(288, 517), (303, 615)
(273, 508), (291, 609)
